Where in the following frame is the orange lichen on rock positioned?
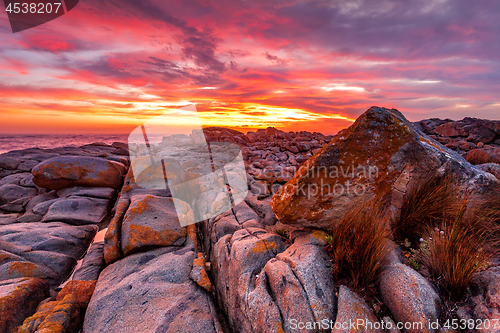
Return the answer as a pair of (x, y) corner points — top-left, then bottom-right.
(19, 294), (80, 333)
(0, 278), (49, 333)
(270, 106), (443, 229)
(103, 196), (130, 264)
(56, 280), (97, 309)
(122, 224), (186, 256)
(32, 156), (126, 191)
(190, 252), (213, 292)
(250, 240), (278, 255)
(7, 261), (40, 278)
(187, 224), (198, 251)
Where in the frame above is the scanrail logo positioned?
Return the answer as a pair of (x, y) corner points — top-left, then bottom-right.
(3, 0), (78, 33)
(128, 105), (249, 227)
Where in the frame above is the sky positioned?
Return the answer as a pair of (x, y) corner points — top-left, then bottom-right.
(0, 0), (499, 135)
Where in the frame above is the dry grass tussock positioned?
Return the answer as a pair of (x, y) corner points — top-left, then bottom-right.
(325, 201), (393, 294)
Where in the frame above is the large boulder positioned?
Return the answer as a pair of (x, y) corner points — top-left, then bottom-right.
(271, 106), (498, 229)
(0, 277), (49, 333)
(83, 246), (223, 333)
(0, 222), (97, 289)
(32, 156), (126, 190)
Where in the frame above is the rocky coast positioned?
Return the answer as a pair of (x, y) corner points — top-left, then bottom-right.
(1, 106), (500, 333)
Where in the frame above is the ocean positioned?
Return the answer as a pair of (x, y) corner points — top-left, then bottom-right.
(0, 134), (130, 155)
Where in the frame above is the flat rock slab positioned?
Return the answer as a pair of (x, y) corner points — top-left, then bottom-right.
(83, 247), (222, 333)
(0, 222), (97, 289)
(121, 194), (187, 256)
(42, 196), (110, 225)
(0, 277), (49, 333)
(57, 186), (116, 200)
(32, 156), (126, 190)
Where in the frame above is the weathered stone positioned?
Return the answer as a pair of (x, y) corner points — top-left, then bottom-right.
(0, 222), (97, 288)
(32, 156), (126, 190)
(57, 186), (116, 200)
(189, 252), (213, 292)
(17, 160), (40, 172)
(120, 194), (188, 256)
(18, 293), (80, 333)
(467, 126), (498, 144)
(477, 163), (500, 180)
(380, 263), (440, 333)
(331, 285), (380, 333)
(17, 192), (59, 223)
(0, 155), (21, 170)
(261, 231), (336, 332)
(0, 173), (32, 187)
(57, 280), (96, 309)
(271, 106), (499, 229)
(434, 122), (465, 137)
(469, 266), (500, 325)
(32, 198), (61, 216)
(73, 242), (105, 281)
(42, 196), (110, 225)
(83, 247), (223, 333)
(0, 214), (17, 225)
(212, 228), (289, 332)
(0, 184), (37, 206)
(0, 277), (49, 333)
(245, 195), (278, 226)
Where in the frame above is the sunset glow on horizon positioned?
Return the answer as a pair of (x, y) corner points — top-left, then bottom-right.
(1, 0), (500, 135)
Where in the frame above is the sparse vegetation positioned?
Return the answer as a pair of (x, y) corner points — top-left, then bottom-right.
(274, 229), (289, 241)
(393, 173), (457, 244)
(418, 200), (500, 300)
(325, 201), (393, 293)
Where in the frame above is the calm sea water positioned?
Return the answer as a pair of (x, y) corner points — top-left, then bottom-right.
(0, 134), (130, 155)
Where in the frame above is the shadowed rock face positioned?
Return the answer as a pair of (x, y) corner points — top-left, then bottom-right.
(271, 106), (499, 229)
(32, 156), (126, 190)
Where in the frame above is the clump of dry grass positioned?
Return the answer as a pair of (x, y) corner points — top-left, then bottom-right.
(393, 173), (457, 244)
(466, 148), (500, 165)
(325, 202), (393, 293)
(419, 199), (500, 300)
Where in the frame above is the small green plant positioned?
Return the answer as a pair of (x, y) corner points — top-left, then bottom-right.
(325, 201), (393, 293)
(274, 229), (289, 240)
(408, 257), (420, 271)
